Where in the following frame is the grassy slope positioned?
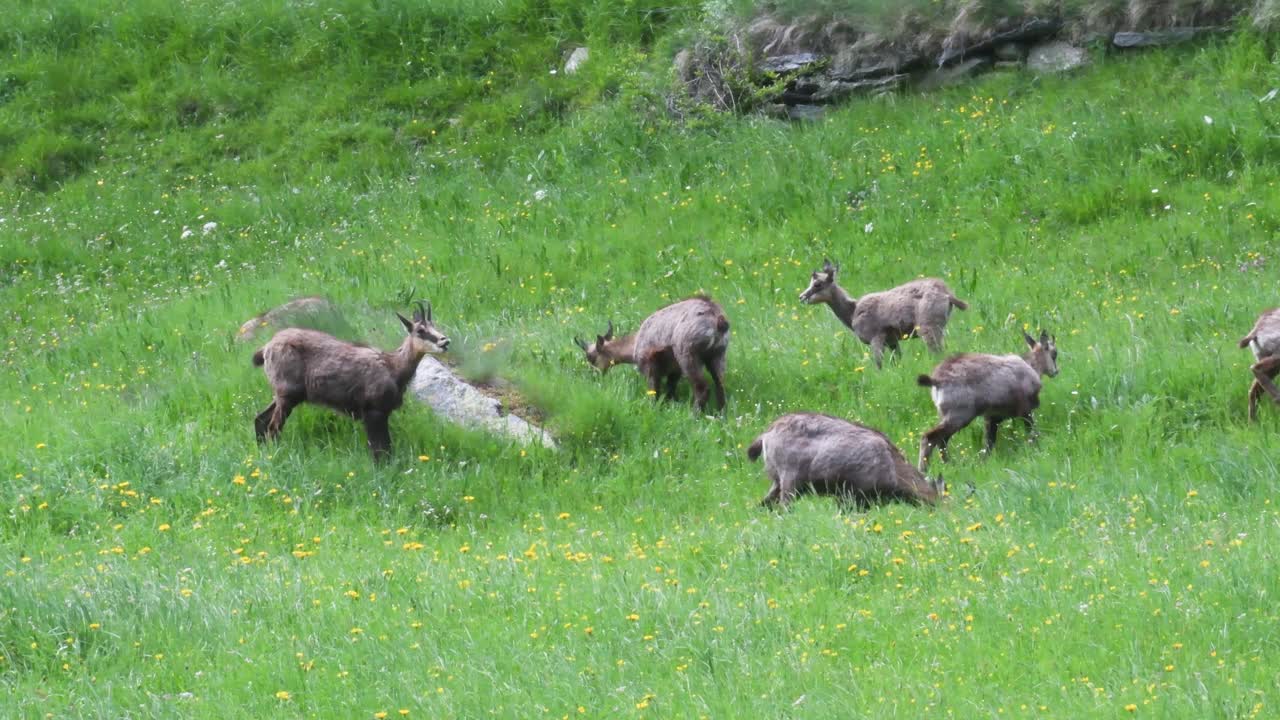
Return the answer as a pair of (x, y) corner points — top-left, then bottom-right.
(3, 1), (1280, 717)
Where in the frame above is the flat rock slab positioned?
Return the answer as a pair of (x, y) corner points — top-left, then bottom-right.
(1113, 27), (1223, 48)
(1026, 41), (1089, 73)
(757, 53), (823, 73)
(410, 356), (556, 449)
(237, 296), (340, 342)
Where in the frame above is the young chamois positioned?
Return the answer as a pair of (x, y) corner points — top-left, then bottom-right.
(252, 301), (450, 461)
(748, 413), (944, 509)
(916, 330), (1058, 471)
(575, 296), (730, 412)
(1239, 308), (1280, 421)
(799, 259), (968, 369)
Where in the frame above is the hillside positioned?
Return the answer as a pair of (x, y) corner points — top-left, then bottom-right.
(3, 1), (1280, 717)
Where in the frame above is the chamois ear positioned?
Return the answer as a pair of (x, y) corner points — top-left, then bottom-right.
(821, 258), (837, 275)
(1039, 329), (1050, 345)
(596, 334), (607, 348)
(397, 312), (414, 333)
(1023, 330), (1037, 348)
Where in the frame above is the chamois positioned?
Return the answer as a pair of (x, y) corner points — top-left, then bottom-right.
(252, 301), (450, 460)
(575, 296), (730, 412)
(1239, 308), (1280, 421)
(916, 330), (1058, 471)
(799, 259), (968, 368)
(747, 413), (944, 509)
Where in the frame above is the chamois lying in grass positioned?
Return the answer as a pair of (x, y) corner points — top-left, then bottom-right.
(748, 413), (945, 509)
(576, 296), (730, 412)
(252, 301), (450, 461)
(916, 330), (1058, 471)
(1240, 308), (1280, 421)
(799, 259), (968, 369)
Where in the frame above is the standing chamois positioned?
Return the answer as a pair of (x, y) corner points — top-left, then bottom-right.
(799, 259), (969, 369)
(748, 413), (945, 509)
(575, 296), (730, 412)
(252, 301), (450, 460)
(1240, 308), (1280, 421)
(916, 330), (1058, 471)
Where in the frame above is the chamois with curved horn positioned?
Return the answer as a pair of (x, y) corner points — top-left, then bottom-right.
(799, 259), (968, 369)
(252, 300), (450, 460)
(576, 296), (730, 412)
(916, 330), (1058, 471)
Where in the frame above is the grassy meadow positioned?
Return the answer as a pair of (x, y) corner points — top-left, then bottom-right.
(3, 1), (1280, 717)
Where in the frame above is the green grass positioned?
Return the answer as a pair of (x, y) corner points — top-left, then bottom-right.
(3, 0), (1280, 717)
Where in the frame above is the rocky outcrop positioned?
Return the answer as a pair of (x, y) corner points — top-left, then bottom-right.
(236, 296), (340, 342)
(677, 13), (1230, 119)
(410, 357), (557, 448)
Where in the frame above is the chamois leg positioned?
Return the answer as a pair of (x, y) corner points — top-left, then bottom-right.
(1250, 356), (1280, 408)
(254, 402), (276, 441)
(774, 472), (799, 510)
(1021, 412), (1038, 443)
(706, 354), (727, 413)
(265, 395), (300, 440)
(886, 336), (902, 364)
(363, 411), (392, 462)
(869, 335), (887, 369)
(1248, 380), (1264, 422)
(664, 373), (681, 402)
(983, 417), (1000, 455)
(921, 325), (944, 354)
(919, 417), (967, 472)
(675, 353), (710, 412)
(760, 469), (782, 508)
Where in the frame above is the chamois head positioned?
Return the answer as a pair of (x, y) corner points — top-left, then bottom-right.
(396, 301), (450, 353)
(1022, 329), (1058, 377)
(574, 320), (624, 373)
(799, 259), (840, 304)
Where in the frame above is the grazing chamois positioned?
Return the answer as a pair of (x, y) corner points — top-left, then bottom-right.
(575, 296), (730, 412)
(252, 301), (450, 460)
(916, 330), (1058, 471)
(747, 413), (945, 509)
(1239, 308), (1280, 421)
(799, 259), (968, 368)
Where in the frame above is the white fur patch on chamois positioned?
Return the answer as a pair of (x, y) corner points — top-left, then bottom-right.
(930, 386), (946, 408)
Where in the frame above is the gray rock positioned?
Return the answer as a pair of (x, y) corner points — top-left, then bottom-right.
(938, 18), (1058, 66)
(757, 53), (823, 74)
(564, 46), (589, 75)
(830, 50), (920, 81)
(1026, 41), (1089, 73)
(994, 42), (1026, 61)
(918, 57), (992, 90)
(409, 357), (556, 449)
(236, 296), (340, 342)
(1113, 27), (1222, 48)
(786, 104), (826, 121)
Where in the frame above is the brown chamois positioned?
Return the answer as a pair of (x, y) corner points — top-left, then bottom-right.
(252, 301), (450, 461)
(747, 413), (944, 509)
(576, 296), (730, 412)
(799, 259), (969, 369)
(916, 330), (1058, 472)
(1239, 308), (1280, 421)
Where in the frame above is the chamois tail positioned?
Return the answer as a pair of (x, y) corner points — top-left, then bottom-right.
(949, 295), (969, 311)
(1240, 334), (1256, 349)
(252, 349), (265, 367)
(746, 435), (764, 462)
(916, 374), (935, 387)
